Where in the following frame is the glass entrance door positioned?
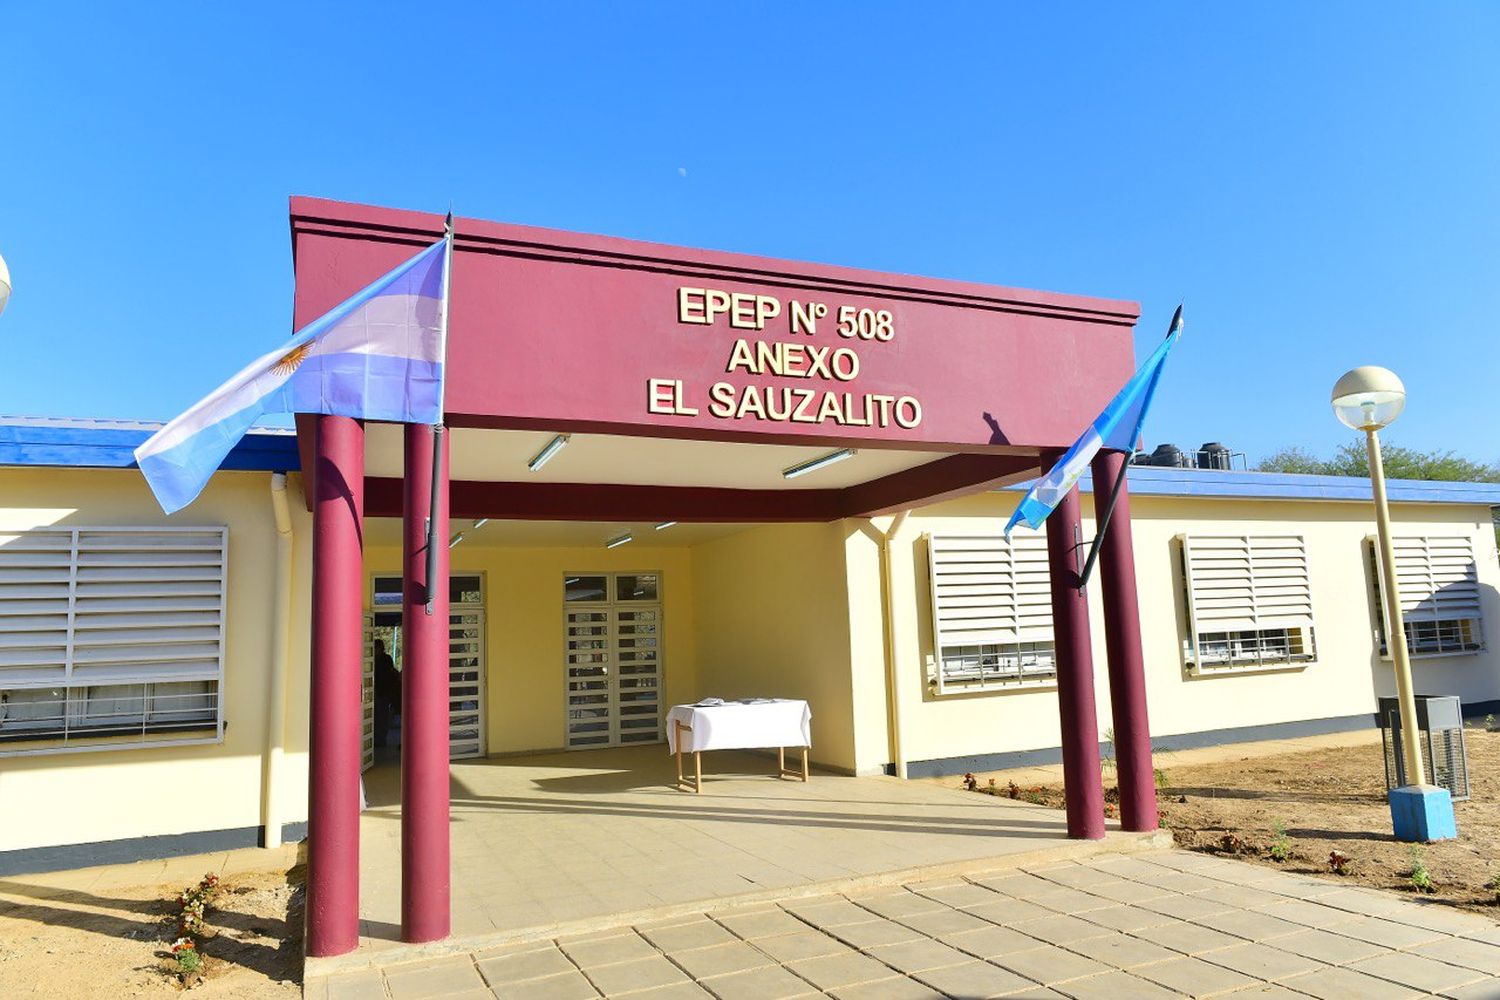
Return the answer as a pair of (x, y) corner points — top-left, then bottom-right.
(564, 573), (663, 749)
(371, 574), (486, 761)
(448, 609), (484, 759)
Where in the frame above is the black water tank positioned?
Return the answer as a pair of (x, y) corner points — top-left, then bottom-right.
(1149, 443), (1186, 468)
(1198, 442), (1232, 471)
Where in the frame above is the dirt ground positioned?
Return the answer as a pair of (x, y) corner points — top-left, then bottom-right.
(0, 864), (302, 998)
(966, 726), (1500, 917)
(6, 732), (1499, 996)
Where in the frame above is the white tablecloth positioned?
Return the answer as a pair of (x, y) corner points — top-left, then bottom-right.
(665, 699), (812, 754)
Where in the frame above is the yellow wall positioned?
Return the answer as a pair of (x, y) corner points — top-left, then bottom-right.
(364, 538), (698, 755)
(0, 467), (312, 853)
(5, 463), (1498, 857)
(868, 490), (1500, 774)
(690, 522), (860, 773)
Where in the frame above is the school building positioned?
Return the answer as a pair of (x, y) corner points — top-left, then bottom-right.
(0, 199), (1497, 959)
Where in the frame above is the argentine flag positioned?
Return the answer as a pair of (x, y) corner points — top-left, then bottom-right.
(1006, 306), (1184, 534)
(136, 235), (450, 513)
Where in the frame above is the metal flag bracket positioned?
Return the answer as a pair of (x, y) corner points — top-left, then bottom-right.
(1077, 448), (1137, 590)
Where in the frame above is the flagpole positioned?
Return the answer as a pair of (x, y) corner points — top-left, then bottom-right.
(1077, 304), (1183, 590)
(425, 212), (454, 615)
(1077, 449), (1134, 589)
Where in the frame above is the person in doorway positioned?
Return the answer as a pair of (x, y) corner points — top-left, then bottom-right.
(373, 638), (400, 748)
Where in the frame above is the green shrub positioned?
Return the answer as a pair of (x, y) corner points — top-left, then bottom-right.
(1409, 846), (1435, 893)
(1268, 822), (1291, 863)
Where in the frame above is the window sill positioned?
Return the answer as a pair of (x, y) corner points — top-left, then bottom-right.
(1378, 648), (1486, 661)
(1185, 660), (1313, 678)
(0, 724), (222, 757)
(931, 678), (1058, 696)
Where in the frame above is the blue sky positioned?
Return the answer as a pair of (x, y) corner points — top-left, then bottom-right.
(1, 4), (1496, 465)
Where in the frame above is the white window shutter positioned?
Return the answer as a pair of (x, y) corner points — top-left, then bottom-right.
(0, 526), (227, 755)
(926, 532), (1055, 692)
(928, 532), (1052, 648)
(1370, 535), (1485, 657)
(1181, 533), (1315, 670)
(0, 529), (72, 687)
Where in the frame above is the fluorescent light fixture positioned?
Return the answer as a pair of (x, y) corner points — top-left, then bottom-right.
(527, 433), (571, 472)
(782, 448), (856, 480)
(605, 532), (633, 549)
(472, 518), (490, 529)
(654, 521), (678, 531)
(448, 532), (465, 549)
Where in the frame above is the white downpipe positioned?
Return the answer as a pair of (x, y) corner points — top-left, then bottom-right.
(262, 473), (295, 849)
(877, 511), (911, 779)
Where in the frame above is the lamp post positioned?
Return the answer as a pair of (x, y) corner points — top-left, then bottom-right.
(1331, 366), (1456, 842)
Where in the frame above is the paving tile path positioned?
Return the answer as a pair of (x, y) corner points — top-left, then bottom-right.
(310, 849), (1500, 999)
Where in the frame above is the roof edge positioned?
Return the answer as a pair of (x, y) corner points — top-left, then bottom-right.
(0, 418), (299, 472)
(1003, 465), (1500, 507)
(289, 195), (1141, 328)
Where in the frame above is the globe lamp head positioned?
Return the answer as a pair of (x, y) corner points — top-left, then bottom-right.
(1332, 366), (1405, 431)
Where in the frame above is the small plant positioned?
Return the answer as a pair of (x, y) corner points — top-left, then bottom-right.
(171, 937), (202, 974)
(1408, 846), (1435, 893)
(1484, 871), (1500, 903)
(166, 872), (221, 985)
(1006, 781), (1021, 799)
(1268, 821), (1292, 863)
(1219, 832), (1242, 854)
(1022, 787), (1047, 805)
(1329, 850), (1352, 875)
(1486, 714), (1496, 733)
(962, 772), (978, 792)
(1153, 767), (1169, 789)
(988, 778), (997, 791)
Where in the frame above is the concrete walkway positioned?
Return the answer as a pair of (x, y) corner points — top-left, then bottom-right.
(313, 848), (1500, 1000)
(356, 747), (1140, 950)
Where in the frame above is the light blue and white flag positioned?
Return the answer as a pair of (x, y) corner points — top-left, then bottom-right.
(136, 235), (450, 513)
(1005, 306), (1184, 535)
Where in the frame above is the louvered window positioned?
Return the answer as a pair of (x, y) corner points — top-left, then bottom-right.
(1180, 534), (1316, 673)
(926, 532), (1055, 693)
(1369, 535), (1485, 658)
(0, 527), (227, 755)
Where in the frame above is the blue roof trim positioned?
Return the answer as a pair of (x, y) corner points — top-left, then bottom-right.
(1004, 465), (1500, 506)
(0, 420), (300, 472)
(0, 418), (1494, 505)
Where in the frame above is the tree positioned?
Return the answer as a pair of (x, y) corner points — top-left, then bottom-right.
(1255, 446), (1330, 476)
(1258, 439), (1500, 483)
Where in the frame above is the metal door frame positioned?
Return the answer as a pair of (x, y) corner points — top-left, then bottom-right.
(563, 572), (664, 750)
(367, 572), (488, 761)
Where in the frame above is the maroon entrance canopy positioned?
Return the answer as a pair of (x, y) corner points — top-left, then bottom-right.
(290, 197), (1139, 520)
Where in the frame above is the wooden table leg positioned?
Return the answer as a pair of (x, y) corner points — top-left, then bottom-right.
(693, 749), (702, 794)
(777, 746), (811, 781)
(676, 720), (698, 792)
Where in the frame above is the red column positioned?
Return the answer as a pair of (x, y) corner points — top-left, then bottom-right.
(1090, 450), (1159, 832)
(1044, 472), (1106, 840)
(306, 415), (365, 957)
(401, 425), (451, 943)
